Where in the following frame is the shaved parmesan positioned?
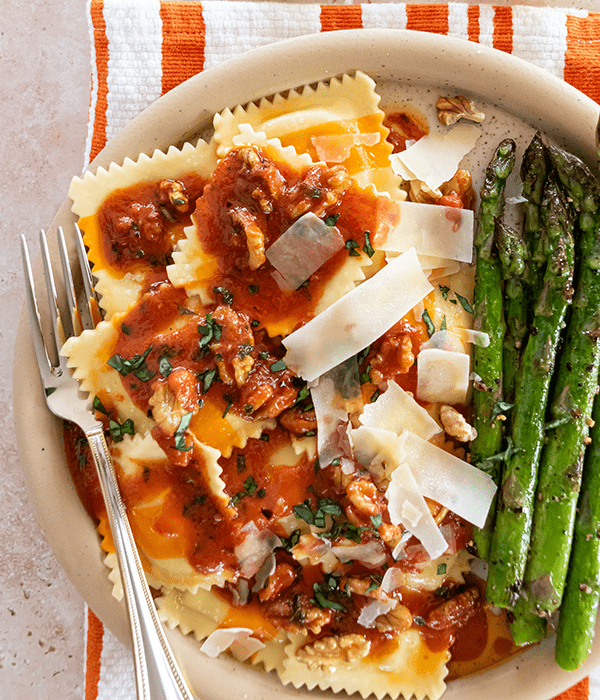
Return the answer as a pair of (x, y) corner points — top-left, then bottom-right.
(359, 380), (441, 441)
(312, 133), (381, 163)
(283, 248), (433, 382)
(350, 425), (404, 469)
(234, 522), (282, 579)
(310, 357), (362, 466)
(385, 462), (448, 560)
(200, 627), (265, 661)
(266, 212), (344, 290)
(390, 123), (481, 191)
(399, 431), (497, 528)
(417, 348), (470, 405)
(381, 566), (405, 595)
(376, 200), (473, 264)
(420, 330), (465, 353)
(330, 539), (387, 568)
(357, 598), (397, 628)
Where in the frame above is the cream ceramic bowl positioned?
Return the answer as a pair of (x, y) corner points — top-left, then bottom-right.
(13, 29), (600, 700)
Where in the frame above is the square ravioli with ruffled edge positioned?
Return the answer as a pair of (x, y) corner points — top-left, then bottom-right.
(62, 71), (504, 700)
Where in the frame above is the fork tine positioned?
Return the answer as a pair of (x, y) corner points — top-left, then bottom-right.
(21, 234), (55, 386)
(57, 226), (78, 339)
(39, 228), (64, 364)
(74, 223), (100, 330)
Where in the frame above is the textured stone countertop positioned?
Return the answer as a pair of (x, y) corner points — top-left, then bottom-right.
(1, 2), (90, 698)
(3, 1), (600, 699)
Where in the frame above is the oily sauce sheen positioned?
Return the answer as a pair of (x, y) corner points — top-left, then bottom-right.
(67, 142), (519, 681)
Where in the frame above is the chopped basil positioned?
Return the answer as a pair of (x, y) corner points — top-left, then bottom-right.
(230, 475), (258, 505)
(439, 285), (450, 301)
(311, 580), (346, 611)
(345, 239), (361, 257)
(108, 418), (135, 443)
(198, 313), (222, 349)
(371, 514), (383, 529)
(158, 356), (173, 378)
(238, 343), (254, 359)
(440, 315), (447, 331)
(256, 488), (266, 498)
(413, 616), (426, 626)
(107, 345), (155, 382)
(198, 368), (218, 394)
(178, 305), (196, 316)
(270, 359), (287, 372)
(120, 323), (132, 336)
(236, 454), (246, 473)
(280, 528), (301, 551)
(455, 292), (474, 314)
(248, 284), (259, 295)
(362, 230), (375, 258)
(422, 309), (436, 338)
(437, 563), (447, 575)
(491, 400), (514, 422)
(251, 319), (260, 328)
(213, 286), (233, 305)
(308, 186), (322, 199)
(93, 396), (109, 415)
(324, 213), (340, 226)
(370, 388), (381, 403)
(173, 412), (193, 452)
(222, 394), (234, 417)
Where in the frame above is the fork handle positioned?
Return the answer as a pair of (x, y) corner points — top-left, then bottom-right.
(86, 425), (196, 700)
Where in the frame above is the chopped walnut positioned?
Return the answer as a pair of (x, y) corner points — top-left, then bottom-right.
(439, 405), (477, 442)
(375, 603), (413, 633)
(278, 407), (318, 435)
(408, 179), (442, 204)
(424, 586), (481, 630)
(436, 95), (485, 126)
(238, 146), (286, 202)
(346, 479), (384, 517)
(303, 606), (333, 635)
(229, 207), (266, 270)
(148, 368), (200, 436)
(209, 305), (255, 387)
(296, 633), (370, 672)
(159, 179), (189, 213)
(287, 164), (352, 220)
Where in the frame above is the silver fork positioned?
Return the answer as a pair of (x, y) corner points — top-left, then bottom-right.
(21, 224), (196, 700)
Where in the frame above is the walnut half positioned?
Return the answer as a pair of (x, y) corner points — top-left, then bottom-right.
(436, 95), (485, 126)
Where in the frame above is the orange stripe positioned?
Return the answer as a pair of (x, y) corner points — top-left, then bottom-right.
(159, 1), (206, 95)
(492, 6), (513, 54)
(89, 0), (108, 162)
(467, 5), (480, 43)
(405, 4), (449, 35)
(320, 5), (363, 32)
(84, 609), (104, 700)
(552, 676), (589, 700)
(565, 12), (600, 104)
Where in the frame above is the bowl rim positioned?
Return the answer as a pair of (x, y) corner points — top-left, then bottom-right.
(13, 27), (600, 700)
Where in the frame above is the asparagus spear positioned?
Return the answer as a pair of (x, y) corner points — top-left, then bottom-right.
(495, 220), (528, 403)
(510, 145), (600, 639)
(470, 140), (515, 561)
(521, 132), (549, 307)
(555, 390), (600, 671)
(486, 175), (575, 609)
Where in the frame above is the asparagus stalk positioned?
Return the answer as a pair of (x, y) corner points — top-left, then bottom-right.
(495, 220), (528, 403)
(486, 175), (575, 609)
(510, 145), (600, 640)
(521, 132), (549, 306)
(555, 390), (600, 670)
(470, 140), (515, 561)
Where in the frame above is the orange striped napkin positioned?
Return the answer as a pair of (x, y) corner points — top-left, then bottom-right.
(83, 2), (600, 699)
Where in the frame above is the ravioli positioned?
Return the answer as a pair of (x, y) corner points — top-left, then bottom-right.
(64, 71), (498, 700)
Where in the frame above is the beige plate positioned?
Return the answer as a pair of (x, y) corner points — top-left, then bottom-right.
(13, 29), (600, 700)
